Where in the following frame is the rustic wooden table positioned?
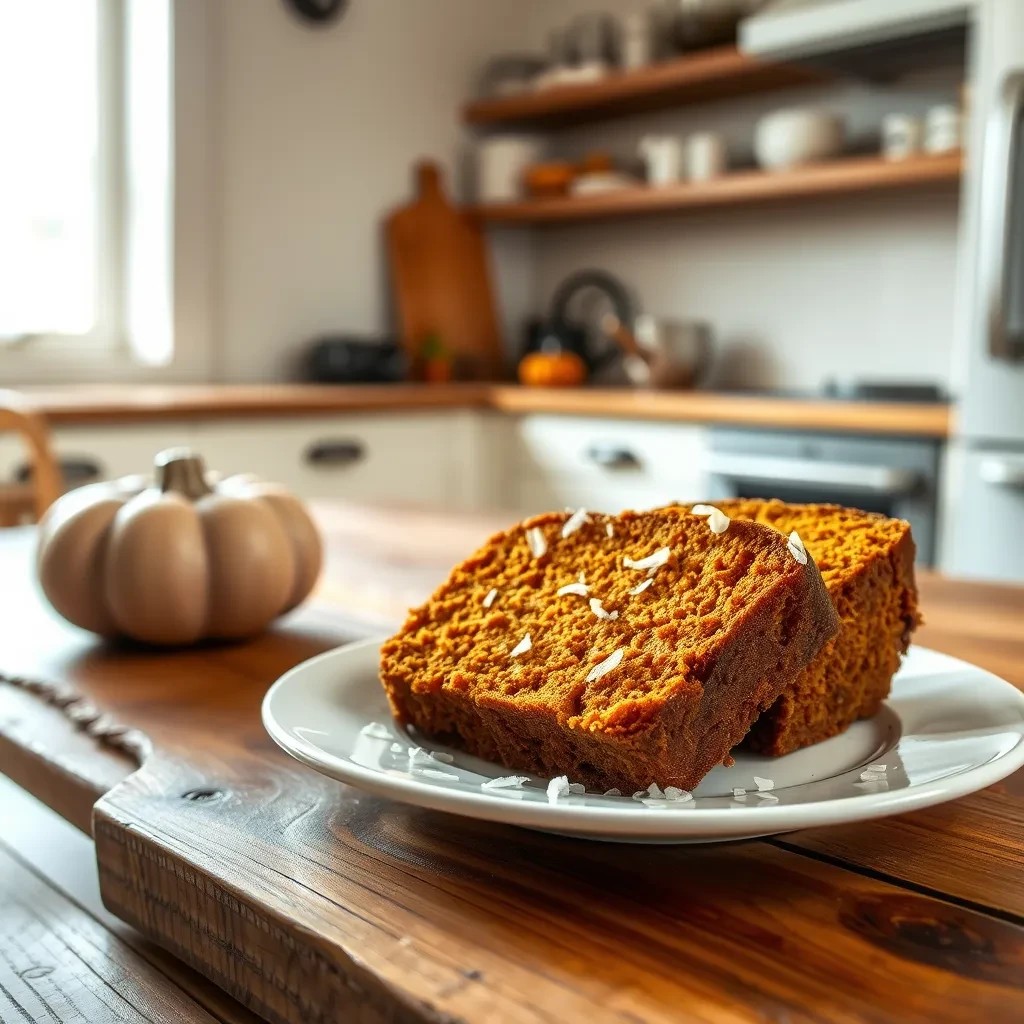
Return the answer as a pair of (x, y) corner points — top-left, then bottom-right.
(2, 503), (1023, 1024)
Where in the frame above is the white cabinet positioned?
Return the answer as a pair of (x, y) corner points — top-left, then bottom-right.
(192, 413), (469, 508)
(506, 415), (708, 516)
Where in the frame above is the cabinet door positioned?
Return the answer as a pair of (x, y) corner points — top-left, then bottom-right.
(192, 414), (462, 506)
(510, 416), (708, 514)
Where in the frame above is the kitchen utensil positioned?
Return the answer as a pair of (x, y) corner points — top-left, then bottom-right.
(754, 108), (844, 171)
(668, 0), (766, 53)
(548, 269), (635, 377)
(924, 103), (962, 154)
(881, 113), (924, 160)
(639, 135), (684, 186)
(605, 313), (713, 389)
(264, 640), (1024, 843)
(303, 336), (406, 383)
(566, 12), (619, 66)
(37, 448), (323, 646)
(570, 171), (640, 196)
(385, 161), (504, 381)
(475, 54), (549, 98)
(686, 132), (728, 181)
(477, 135), (545, 202)
(525, 161), (576, 198)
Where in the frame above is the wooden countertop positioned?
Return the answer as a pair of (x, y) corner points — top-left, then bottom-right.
(1, 503), (1021, 1024)
(20, 383), (952, 437)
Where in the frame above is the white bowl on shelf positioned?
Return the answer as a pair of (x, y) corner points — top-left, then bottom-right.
(754, 108), (844, 172)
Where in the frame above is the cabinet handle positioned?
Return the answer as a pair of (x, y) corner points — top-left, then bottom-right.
(15, 457), (103, 486)
(304, 440), (366, 468)
(586, 445), (641, 470)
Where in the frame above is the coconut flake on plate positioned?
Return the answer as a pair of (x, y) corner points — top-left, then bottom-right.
(867, 763), (888, 773)
(585, 647), (624, 683)
(859, 769), (885, 782)
(556, 582), (590, 598)
(562, 508), (591, 538)
(691, 504), (730, 535)
(589, 598), (619, 621)
(753, 776), (775, 792)
(755, 792), (779, 803)
(547, 775), (570, 803)
(646, 783), (665, 799)
(568, 782), (586, 795)
(510, 633), (532, 658)
(429, 751), (455, 764)
(389, 742), (405, 754)
(623, 547), (671, 571)
(604, 788), (622, 797)
(664, 787), (693, 802)
(526, 526), (547, 559)
(361, 722), (394, 740)
(788, 530), (808, 565)
(482, 588), (498, 608)
(732, 787), (747, 799)
(481, 775), (530, 790)
(629, 578), (654, 597)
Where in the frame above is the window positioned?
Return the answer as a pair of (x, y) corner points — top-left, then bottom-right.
(0, 0), (123, 348)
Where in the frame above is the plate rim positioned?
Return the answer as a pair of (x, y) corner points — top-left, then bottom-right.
(261, 638), (1024, 838)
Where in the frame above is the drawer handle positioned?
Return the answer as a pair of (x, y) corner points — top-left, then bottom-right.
(304, 440), (366, 468)
(586, 445), (641, 470)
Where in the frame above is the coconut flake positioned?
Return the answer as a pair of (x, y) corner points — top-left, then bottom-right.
(788, 530), (808, 565)
(867, 763), (888, 773)
(859, 769), (885, 782)
(547, 775), (570, 803)
(482, 588), (498, 608)
(663, 786), (692, 802)
(604, 788), (622, 797)
(753, 776), (775, 792)
(562, 508), (591, 538)
(557, 582), (590, 598)
(631, 790), (647, 801)
(755, 792), (779, 803)
(389, 742), (405, 754)
(482, 775), (529, 790)
(526, 526), (547, 559)
(568, 782), (586, 795)
(430, 751), (455, 764)
(629, 578), (654, 597)
(623, 547), (671, 571)
(510, 633), (532, 658)
(646, 783), (665, 799)
(586, 647), (624, 683)
(605, 522), (615, 538)
(732, 787), (747, 799)
(361, 722), (394, 740)
(589, 598), (619, 621)
(691, 504), (730, 535)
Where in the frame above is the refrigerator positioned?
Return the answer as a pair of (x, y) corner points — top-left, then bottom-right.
(743, 0), (1024, 580)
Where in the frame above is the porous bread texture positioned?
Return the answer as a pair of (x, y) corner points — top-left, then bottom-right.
(681, 500), (919, 756)
(379, 506), (839, 792)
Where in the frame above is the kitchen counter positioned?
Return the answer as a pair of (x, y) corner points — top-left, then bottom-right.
(20, 383), (951, 437)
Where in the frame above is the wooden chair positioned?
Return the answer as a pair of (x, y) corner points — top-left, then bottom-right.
(0, 390), (62, 527)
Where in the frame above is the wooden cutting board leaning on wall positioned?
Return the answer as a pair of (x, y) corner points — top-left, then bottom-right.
(385, 160), (506, 381)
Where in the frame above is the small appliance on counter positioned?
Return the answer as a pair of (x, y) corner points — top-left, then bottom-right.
(303, 336), (406, 384)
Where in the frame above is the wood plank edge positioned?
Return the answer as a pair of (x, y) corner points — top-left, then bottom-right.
(92, 809), (449, 1024)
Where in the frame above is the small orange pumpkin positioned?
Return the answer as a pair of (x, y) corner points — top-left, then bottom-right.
(517, 349), (587, 388)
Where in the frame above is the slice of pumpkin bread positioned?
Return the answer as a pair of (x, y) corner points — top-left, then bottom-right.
(379, 506), (839, 793)
(682, 500), (919, 756)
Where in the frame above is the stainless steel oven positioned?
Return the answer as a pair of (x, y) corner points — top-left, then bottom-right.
(705, 428), (941, 565)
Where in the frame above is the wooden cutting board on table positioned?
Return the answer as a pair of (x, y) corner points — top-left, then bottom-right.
(386, 160), (506, 380)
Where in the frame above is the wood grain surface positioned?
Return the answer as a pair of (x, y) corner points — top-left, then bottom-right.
(15, 382), (952, 437)
(470, 154), (962, 225)
(1, 504), (1022, 1024)
(463, 45), (823, 127)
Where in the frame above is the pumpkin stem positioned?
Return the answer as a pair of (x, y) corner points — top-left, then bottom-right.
(155, 448), (213, 499)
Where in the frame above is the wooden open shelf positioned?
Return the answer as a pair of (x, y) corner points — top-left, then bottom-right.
(463, 46), (824, 128)
(470, 152), (963, 225)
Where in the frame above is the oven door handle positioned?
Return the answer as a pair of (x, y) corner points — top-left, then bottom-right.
(706, 453), (922, 496)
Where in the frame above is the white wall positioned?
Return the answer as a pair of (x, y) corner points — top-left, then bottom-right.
(214, 0), (539, 381)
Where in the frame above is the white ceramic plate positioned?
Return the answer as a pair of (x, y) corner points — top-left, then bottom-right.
(262, 640), (1024, 843)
